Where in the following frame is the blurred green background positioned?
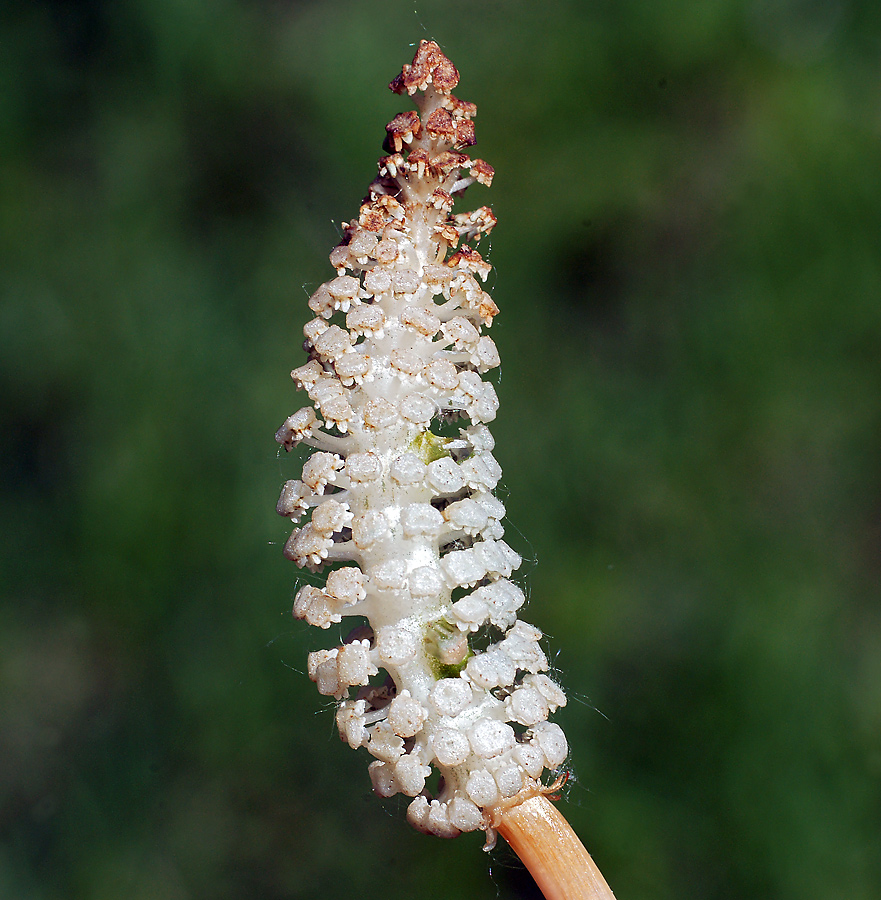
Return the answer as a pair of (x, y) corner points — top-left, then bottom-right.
(2, 1), (880, 898)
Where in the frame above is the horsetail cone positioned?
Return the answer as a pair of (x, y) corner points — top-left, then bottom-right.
(275, 40), (568, 844)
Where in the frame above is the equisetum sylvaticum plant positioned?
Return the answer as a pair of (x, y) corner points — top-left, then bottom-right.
(275, 41), (615, 900)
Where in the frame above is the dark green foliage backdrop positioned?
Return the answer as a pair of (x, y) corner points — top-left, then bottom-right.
(2, 1), (880, 898)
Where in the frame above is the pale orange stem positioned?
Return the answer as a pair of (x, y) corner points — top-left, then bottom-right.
(496, 795), (616, 900)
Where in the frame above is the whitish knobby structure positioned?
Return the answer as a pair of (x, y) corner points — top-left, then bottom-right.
(275, 41), (614, 899)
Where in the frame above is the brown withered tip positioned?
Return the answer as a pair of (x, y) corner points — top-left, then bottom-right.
(389, 39), (459, 95)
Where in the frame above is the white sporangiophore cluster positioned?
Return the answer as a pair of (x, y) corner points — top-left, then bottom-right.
(275, 40), (567, 843)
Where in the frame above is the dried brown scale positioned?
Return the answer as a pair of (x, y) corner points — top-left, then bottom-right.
(454, 118), (477, 147)
(385, 110), (423, 152)
(425, 107), (456, 141)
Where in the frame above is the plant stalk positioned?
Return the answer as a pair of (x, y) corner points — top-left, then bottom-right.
(497, 796), (616, 900)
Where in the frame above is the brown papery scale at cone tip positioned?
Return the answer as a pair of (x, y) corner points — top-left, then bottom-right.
(274, 40), (585, 859)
